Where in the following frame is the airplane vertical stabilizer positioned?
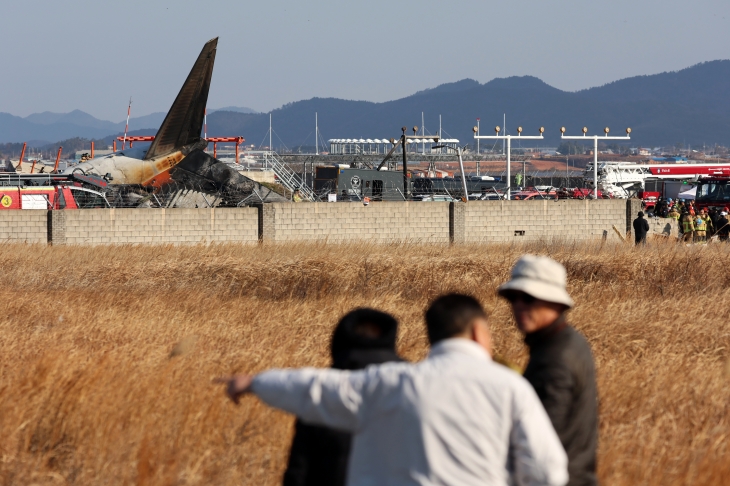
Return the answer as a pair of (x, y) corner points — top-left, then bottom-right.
(144, 37), (218, 160)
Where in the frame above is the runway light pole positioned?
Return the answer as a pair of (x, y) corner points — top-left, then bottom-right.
(560, 126), (631, 199)
(476, 118), (480, 154)
(473, 125), (545, 200)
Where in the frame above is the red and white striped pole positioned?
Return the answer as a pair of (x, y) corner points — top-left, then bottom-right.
(122, 97), (132, 150)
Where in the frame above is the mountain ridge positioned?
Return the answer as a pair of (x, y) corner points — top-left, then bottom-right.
(3, 61), (730, 147)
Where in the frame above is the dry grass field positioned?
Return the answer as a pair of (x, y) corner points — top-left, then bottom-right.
(1, 240), (729, 485)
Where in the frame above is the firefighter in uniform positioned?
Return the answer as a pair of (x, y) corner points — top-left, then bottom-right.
(700, 208), (713, 237)
(681, 210), (695, 242)
(668, 206), (680, 221)
(694, 214), (707, 243)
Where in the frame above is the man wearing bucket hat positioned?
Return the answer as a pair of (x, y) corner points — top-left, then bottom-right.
(498, 255), (598, 486)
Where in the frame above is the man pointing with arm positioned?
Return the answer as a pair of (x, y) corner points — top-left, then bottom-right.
(219, 294), (568, 486)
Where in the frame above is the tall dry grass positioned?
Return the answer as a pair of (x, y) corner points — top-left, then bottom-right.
(0, 240), (729, 485)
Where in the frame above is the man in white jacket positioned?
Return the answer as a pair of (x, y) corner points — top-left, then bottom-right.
(218, 294), (568, 486)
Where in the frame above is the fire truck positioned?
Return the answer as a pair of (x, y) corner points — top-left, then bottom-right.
(584, 161), (730, 198)
(694, 176), (730, 211)
(0, 173), (110, 210)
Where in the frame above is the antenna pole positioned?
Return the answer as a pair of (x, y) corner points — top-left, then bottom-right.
(422, 112), (425, 154)
(122, 97), (132, 150)
(315, 112), (318, 155)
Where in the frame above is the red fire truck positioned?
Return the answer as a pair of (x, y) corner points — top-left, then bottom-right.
(694, 176), (730, 211)
(0, 173), (110, 210)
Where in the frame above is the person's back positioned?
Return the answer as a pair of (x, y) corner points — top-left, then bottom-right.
(523, 325), (597, 486)
(283, 309), (403, 486)
(227, 294), (569, 486)
(340, 339), (559, 485)
(498, 255), (598, 486)
(717, 212), (730, 240)
(633, 211), (650, 244)
(258, 339), (566, 486)
(681, 212), (694, 241)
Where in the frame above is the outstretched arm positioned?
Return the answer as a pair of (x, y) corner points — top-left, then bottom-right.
(218, 368), (367, 433)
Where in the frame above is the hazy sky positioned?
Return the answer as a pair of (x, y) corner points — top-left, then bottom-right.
(3, 0), (729, 121)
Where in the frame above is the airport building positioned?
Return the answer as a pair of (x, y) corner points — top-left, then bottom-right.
(328, 138), (460, 155)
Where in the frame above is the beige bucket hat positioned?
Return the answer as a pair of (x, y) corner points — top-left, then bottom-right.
(497, 255), (574, 308)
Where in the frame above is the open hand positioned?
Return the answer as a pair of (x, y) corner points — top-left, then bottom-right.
(214, 374), (255, 404)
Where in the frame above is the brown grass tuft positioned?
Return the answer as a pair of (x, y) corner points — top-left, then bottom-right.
(0, 240), (728, 485)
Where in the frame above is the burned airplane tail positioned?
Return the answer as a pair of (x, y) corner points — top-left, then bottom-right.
(144, 37), (218, 161)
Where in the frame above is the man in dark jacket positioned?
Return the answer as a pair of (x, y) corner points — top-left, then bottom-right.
(498, 255), (598, 486)
(633, 211), (650, 245)
(282, 309), (403, 486)
(716, 211), (730, 241)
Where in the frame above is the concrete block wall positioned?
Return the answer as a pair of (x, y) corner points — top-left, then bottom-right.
(259, 202), (451, 243)
(648, 217), (679, 239)
(1, 200), (646, 246)
(461, 200), (627, 243)
(55, 208), (259, 245)
(0, 210), (48, 243)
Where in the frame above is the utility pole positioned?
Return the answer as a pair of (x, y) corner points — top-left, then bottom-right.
(267, 113), (273, 170)
(422, 112), (425, 154)
(523, 159), (526, 189)
(402, 127), (408, 197)
(315, 112), (318, 155)
(561, 126), (632, 199)
(474, 125), (545, 200)
(394, 126), (439, 199)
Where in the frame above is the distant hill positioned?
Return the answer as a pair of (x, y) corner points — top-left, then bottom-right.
(209, 106), (258, 114)
(0, 110), (166, 144)
(577, 61), (730, 117)
(3, 61), (730, 147)
(206, 62), (730, 149)
(24, 110), (119, 132)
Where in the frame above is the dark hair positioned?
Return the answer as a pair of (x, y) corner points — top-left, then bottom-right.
(425, 294), (487, 344)
(330, 308), (398, 367)
(638, 211), (644, 217)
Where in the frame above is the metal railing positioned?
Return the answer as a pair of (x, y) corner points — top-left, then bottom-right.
(262, 151), (315, 201)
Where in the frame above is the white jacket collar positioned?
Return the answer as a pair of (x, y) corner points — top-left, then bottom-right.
(428, 338), (491, 361)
